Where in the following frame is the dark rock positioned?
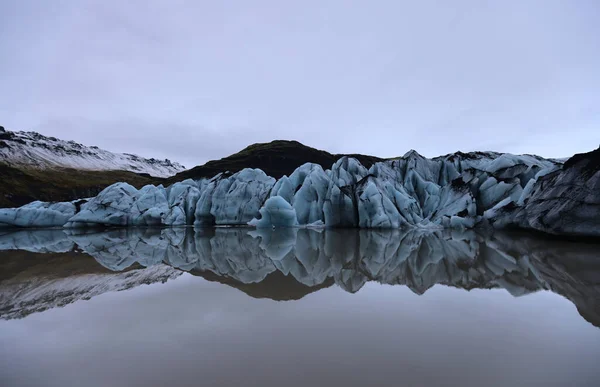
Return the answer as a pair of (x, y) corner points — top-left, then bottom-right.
(564, 147), (600, 177)
(499, 148), (600, 237)
(167, 140), (383, 184)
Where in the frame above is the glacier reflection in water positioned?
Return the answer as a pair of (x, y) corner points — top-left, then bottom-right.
(1, 227), (599, 327)
(1, 227), (600, 387)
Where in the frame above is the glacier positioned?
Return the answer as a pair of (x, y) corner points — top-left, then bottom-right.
(1, 147), (598, 237)
(0, 201), (77, 228)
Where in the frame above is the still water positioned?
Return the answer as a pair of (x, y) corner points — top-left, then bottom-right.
(0, 227), (599, 387)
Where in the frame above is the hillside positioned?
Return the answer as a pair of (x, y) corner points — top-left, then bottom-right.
(0, 126), (185, 177)
(167, 139), (383, 183)
(0, 162), (160, 208)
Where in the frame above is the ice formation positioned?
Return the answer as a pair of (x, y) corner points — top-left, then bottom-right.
(1, 147), (598, 236)
(0, 201), (77, 228)
(248, 196), (298, 228)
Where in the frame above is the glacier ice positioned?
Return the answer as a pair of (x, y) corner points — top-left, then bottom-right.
(194, 169), (275, 227)
(164, 179), (202, 225)
(131, 185), (169, 226)
(2, 147), (598, 236)
(65, 183), (140, 227)
(0, 201), (77, 228)
(248, 196), (298, 228)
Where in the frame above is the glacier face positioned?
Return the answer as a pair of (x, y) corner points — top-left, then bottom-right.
(2, 147), (599, 237)
(0, 128), (185, 177)
(0, 201), (77, 228)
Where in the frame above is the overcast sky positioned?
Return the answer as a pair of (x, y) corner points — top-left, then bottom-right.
(1, 0), (599, 168)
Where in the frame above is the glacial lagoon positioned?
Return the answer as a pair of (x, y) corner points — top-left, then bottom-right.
(1, 227), (599, 387)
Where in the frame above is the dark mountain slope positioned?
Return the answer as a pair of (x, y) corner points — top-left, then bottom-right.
(167, 140), (383, 184)
(0, 162), (161, 208)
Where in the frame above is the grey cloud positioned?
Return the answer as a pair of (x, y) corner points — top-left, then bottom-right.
(1, 0), (599, 168)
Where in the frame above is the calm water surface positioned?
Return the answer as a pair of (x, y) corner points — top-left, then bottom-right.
(0, 228), (599, 387)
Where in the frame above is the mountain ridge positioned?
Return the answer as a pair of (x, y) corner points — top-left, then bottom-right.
(0, 126), (185, 177)
(167, 139), (384, 183)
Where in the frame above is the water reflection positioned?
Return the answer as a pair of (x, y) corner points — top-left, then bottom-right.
(1, 227), (599, 327)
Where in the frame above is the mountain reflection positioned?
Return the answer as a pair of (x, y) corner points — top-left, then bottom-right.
(1, 227), (599, 326)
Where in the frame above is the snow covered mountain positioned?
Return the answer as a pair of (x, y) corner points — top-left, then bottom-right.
(167, 139), (383, 183)
(0, 126), (185, 177)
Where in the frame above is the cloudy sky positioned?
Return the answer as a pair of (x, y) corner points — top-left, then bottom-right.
(1, 0), (598, 168)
